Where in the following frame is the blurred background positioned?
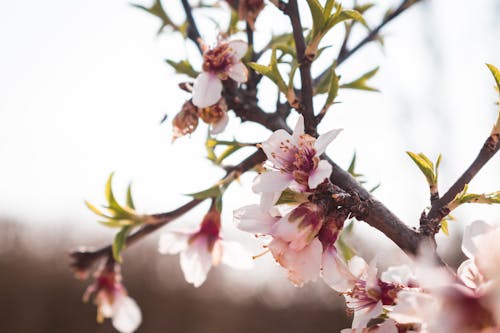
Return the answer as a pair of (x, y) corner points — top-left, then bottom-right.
(1, 0), (499, 332)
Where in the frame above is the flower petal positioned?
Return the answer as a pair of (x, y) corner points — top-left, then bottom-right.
(292, 115), (305, 142)
(252, 171), (292, 193)
(192, 72), (223, 108)
(228, 40), (248, 60)
(261, 129), (296, 168)
(180, 237), (213, 287)
(314, 128), (342, 155)
(380, 265), (414, 286)
(462, 220), (493, 259)
(112, 297), (142, 333)
(210, 111), (228, 135)
(457, 258), (483, 289)
(221, 240), (254, 269)
(352, 301), (383, 330)
(321, 245), (356, 292)
(228, 62), (248, 83)
(308, 159), (332, 189)
(233, 204), (277, 234)
(259, 191), (281, 211)
(158, 231), (190, 255)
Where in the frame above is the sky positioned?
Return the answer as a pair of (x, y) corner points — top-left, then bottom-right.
(0, 0), (499, 251)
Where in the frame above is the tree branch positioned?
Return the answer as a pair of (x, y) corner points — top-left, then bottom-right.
(423, 133), (500, 234)
(286, 0), (317, 136)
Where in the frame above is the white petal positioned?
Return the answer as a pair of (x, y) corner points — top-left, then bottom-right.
(348, 256), (368, 278)
(180, 237), (213, 287)
(457, 258), (482, 289)
(210, 111), (228, 135)
(261, 129), (296, 168)
(228, 40), (248, 60)
(352, 301), (383, 330)
(158, 231), (190, 255)
(192, 72), (223, 108)
(308, 160), (332, 189)
(252, 171), (292, 193)
(228, 62), (248, 83)
(112, 297), (142, 333)
(375, 320), (398, 333)
(233, 204), (277, 234)
(321, 246), (355, 292)
(292, 115), (305, 141)
(380, 265), (414, 285)
(314, 129), (342, 155)
(388, 290), (438, 325)
(462, 220), (493, 258)
(259, 191), (281, 211)
(220, 240), (254, 269)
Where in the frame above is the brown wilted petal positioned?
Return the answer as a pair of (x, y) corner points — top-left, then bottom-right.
(172, 100), (199, 141)
(199, 98), (228, 126)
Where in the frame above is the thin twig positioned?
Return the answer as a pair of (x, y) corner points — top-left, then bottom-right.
(181, 0), (203, 52)
(423, 134), (500, 233)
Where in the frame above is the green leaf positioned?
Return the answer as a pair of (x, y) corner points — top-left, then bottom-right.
(486, 63), (500, 95)
(131, 0), (176, 34)
(249, 49), (288, 95)
(215, 145), (243, 165)
(324, 66), (339, 108)
(441, 220), (449, 235)
(187, 185), (222, 199)
(126, 184), (135, 209)
(340, 67), (379, 92)
(85, 200), (108, 218)
(326, 9), (367, 30)
(165, 59), (199, 78)
(306, 0), (326, 37)
(406, 152), (436, 185)
(112, 226), (132, 262)
(275, 189), (309, 205)
(105, 173), (131, 217)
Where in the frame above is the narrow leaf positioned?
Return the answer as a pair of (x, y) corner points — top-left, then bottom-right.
(112, 226), (132, 262)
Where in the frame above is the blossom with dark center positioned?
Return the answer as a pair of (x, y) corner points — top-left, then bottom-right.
(192, 39), (248, 108)
(198, 97), (229, 134)
(252, 115), (341, 208)
(83, 261), (142, 333)
(159, 205), (252, 287)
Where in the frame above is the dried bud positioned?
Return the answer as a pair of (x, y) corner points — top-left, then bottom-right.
(199, 98), (229, 135)
(69, 247), (99, 280)
(226, 0), (265, 30)
(172, 100), (199, 141)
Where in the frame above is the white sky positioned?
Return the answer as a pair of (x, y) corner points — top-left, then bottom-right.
(0, 0), (499, 249)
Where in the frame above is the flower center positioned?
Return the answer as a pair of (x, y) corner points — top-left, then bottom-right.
(202, 43), (235, 79)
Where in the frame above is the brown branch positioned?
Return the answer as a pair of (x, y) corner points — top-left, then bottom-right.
(69, 198), (203, 277)
(286, 0), (317, 136)
(324, 155), (422, 254)
(423, 133), (500, 234)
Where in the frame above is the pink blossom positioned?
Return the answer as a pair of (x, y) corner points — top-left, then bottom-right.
(192, 40), (248, 108)
(252, 115), (341, 201)
(159, 210), (252, 287)
(84, 263), (142, 333)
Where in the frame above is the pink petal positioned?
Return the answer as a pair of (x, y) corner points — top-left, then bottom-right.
(228, 62), (248, 83)
(380, 265), (414, 285)
(292, 115), (305, 142)
(388, 290), (438, 325)
(192, 72), (223, 108)
(271, 212), (313, 251)
(228, 40), (248, 60)
(308, 159), (332, 189)
(233, 204), (277, 234)
(112, 296), (142, 333)
(462, 220), (493, 259)
(352, 301), (383, 330)
(457, 258), (482, 289)
(269, 238), (322, 286)
(210, 111), (228, 135)
(252, 171), (292, 193)
(314, 129), (342, 155)
(220, 240), (254, 269)
(259, 191), (281, 211)
(180, 237), (213, 287)
(321, 246), (356, 292)
(261, 129), (296, 168)
(158, 231), (190, 255)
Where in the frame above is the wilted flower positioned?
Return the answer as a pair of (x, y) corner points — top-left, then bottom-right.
(192, 39), (248, 108)
(172, 100), (199, 141)
(159, 205), (252, 287)
(198, 97), (229, 135)
(83, 261), (142, 333)
(252, 115), (341, 202)
(226, 0), (266, 30)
